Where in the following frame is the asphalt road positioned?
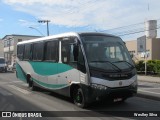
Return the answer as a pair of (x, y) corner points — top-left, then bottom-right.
(138, 81), (160, 101)
(0, 72), (160, 120)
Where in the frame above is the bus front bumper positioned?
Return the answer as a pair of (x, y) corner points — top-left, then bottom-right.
(81, 83), (137, 103)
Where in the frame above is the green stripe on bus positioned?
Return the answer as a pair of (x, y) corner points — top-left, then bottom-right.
(32, 78), (67, 89)
(29, 62), (73, 76)
(16, 63), (27, 82)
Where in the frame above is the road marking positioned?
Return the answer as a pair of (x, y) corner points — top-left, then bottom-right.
(0, 81), (8, 85)
(21, 83), (28, 87)
(10, 80), (23, 82)
(8, 85), (30, 94)
(140, 87), (160, 90)
(0, 81), (23, 85)
(138, 89), (160, 95)
(0, 88), (13, 96)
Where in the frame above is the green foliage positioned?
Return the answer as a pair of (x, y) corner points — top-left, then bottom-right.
(135, 60), (144, 72)
(135, 60), (160, 74)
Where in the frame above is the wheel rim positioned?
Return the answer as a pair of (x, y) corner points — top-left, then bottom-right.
(74, 90), (83, 105)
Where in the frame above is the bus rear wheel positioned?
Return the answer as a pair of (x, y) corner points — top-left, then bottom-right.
(72, 88), (87, 108)
(27, 76), (36, 91)
(30, 81), (37, 91)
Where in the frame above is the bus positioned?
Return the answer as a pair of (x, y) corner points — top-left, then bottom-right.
(16, 32), (137, 108)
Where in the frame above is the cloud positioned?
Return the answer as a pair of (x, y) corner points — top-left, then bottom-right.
(18, 19), (38, 27)
(2, 0), (160, 31)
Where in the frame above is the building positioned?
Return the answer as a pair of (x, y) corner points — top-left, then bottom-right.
(2, 34), (41, 64)
(126, 20), (160, 62)
(0, 39), (4, 57)
(126, 37), (160, 61)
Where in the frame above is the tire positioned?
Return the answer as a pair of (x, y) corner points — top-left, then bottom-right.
(72, 88), (88, 108)
(30, 81), (37, 91)
(27, 76), (32, 88)
(28, 79), (32, 88)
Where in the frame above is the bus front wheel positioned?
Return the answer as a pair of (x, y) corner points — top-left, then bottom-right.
(72, 88), (87, 108)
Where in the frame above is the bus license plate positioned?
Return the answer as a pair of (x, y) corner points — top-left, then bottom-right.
(113, 98), (122, 102)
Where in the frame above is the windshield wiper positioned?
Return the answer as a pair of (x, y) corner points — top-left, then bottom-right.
(113, 60), (135, 69)
(90, 60), (122, 72)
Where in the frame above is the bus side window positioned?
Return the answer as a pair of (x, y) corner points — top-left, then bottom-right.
(61, 41), (70, 63)
(61, 39), (86, 73)
(61, 39), (77, 67)
(23, 44), (32, 60)
(44, 40), (58, 62)
(32, 42), (44, 61)
(69, 44), (78, 68)
(77, 46), (86, 73)
(17, 45), (24, 60)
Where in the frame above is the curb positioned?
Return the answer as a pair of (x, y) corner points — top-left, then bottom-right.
(138, 79), (160, 84)
(137, 92), (160, 101)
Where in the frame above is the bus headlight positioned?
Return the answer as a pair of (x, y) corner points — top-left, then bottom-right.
(91, 84), (107, 90)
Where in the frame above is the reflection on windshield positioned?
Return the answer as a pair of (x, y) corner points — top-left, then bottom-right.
(81, 35), (134, 71)
(90, 60), (122, 72)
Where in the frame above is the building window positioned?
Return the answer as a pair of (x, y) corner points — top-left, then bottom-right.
(4, 41), (7, 47)
(18, 39), (22, 42)
(129, 51), (135, 54)
(10, 40), (14, 46)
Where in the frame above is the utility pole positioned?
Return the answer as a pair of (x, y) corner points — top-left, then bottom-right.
(7, 37), (12, 64)
(38, 20), (50, 36)
(145, 37), (147, 75)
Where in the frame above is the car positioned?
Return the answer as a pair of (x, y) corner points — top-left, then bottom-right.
(0, 57), (7, 72)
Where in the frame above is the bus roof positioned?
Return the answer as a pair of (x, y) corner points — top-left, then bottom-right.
(17, 32), (119, 45)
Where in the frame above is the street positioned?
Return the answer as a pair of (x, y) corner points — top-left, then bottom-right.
(0, 72), (160, 120)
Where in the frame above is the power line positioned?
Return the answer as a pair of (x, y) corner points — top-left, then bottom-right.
(99, 18), (160, 34)
(100, 22), (144, 32)
(119, 25), (160, 36)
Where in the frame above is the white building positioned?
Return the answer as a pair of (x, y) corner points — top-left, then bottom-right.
(2, 34), (41, 64)
(0, 39), (4, 57)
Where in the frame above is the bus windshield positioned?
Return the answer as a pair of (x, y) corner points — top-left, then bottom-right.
(81, 35), (134, 72)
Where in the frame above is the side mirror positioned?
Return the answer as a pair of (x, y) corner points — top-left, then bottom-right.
(73, 38), (79, 45)
(69, 37), (79, 45)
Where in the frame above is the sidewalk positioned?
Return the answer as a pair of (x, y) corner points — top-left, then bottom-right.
(138, 75), (160, 83)
(137, 75), (160, 101)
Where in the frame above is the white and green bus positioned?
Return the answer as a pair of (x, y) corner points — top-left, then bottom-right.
(16, 32), (137, 108)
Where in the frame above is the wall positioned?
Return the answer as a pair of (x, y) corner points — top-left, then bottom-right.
(151, 38), (160, 60)
(125, 38), (160, 61)
(0, 40), (4, 57)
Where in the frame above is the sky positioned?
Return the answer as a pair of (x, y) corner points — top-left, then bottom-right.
(0, 0), (160, 41)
